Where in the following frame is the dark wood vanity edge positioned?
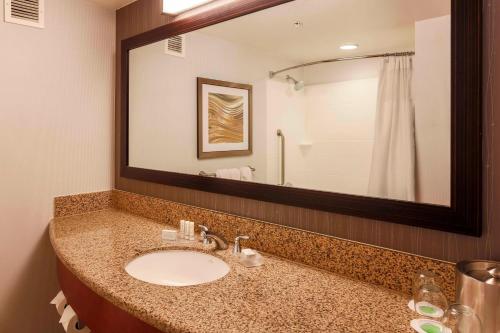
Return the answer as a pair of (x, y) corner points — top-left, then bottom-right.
(56, 258), (164, 333)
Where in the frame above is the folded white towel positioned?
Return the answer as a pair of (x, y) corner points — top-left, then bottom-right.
(240, 166), (253, 181)
(216, 168), (241, 180)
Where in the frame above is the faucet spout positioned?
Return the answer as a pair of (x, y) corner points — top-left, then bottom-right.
(198, 225), (228, 250)
(205, 233), (228, 250)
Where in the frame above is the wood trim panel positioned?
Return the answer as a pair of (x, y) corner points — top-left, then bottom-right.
(57, 259), (163, 333)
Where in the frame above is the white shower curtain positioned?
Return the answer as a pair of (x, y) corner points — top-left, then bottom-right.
(368, 56), (416, 201)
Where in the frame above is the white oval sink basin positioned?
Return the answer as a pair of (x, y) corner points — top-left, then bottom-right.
(125, 250), (230, 286)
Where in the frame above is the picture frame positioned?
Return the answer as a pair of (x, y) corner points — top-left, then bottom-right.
(197, 77), (253, 159)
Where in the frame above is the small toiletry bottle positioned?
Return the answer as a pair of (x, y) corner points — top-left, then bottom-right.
(189, 221), (195, 241)
(184, 221), (190, 240)
(162, 230), (177, 241)
(179, 220), (185, 239)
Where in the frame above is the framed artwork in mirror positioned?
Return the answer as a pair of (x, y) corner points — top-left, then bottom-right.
(197, 78), (253, 159)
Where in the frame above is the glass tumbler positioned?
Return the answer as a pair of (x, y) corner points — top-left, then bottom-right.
(413, 271), (438, 295)
(413, 284), (448, 320)
(441, 304), (483, 333)
(409, 271), (438, 310)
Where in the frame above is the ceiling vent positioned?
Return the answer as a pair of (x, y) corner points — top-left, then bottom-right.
(4, 0), (44, 28)
(164, 35), (186, 58)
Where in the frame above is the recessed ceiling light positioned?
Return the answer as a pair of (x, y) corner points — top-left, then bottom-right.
(293, 21), (304, 28)
(163, 0), (215, 15)
(340, 44), (359, 50)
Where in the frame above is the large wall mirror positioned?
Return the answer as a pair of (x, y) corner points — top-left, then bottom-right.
(121, 0), (482, 236)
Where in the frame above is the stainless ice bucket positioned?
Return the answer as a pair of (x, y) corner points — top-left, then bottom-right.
(456, 260), (500, 333)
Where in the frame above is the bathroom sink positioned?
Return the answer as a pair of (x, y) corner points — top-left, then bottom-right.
(125, 250), (230, 286)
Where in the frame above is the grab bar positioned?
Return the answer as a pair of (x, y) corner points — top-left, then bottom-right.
(199, 166), (255, 177)
(199, 171), (217, 177)
(277, 129), (285, 186)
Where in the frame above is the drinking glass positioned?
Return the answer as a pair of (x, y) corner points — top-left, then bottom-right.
(413, 284), (448, 320)
(409, 271), (438, 310)
(441, 304), (483, 333)
(412, 271), (437, 295)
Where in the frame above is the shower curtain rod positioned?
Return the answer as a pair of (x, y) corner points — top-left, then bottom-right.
(269, 51), (415, 78)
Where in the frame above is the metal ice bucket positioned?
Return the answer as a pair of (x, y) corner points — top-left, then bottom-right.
(456, 260), (500, 333)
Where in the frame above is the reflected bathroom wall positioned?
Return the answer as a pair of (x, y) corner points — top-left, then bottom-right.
(129, 31), (297, 183)
(128, 0), (451, 206)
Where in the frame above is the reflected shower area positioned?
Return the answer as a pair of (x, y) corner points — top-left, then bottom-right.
(268, 51), (423, 203)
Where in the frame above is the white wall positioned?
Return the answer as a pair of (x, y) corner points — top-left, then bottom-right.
(303, 60), (379, 194)
(414, 15), (451, 206)
(266, 60), (379, 194)
(0, 0), (115, 332)
(301, 77), (378, 193)
(129, 32), (294, 182)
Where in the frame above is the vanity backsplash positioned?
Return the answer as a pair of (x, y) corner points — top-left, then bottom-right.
(54, 190), (456, 300)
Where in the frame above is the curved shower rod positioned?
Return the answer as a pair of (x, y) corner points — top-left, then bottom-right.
(269, 51), (415, 78)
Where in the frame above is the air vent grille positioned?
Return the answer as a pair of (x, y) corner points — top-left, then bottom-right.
(164, 35), (186, 58)
(4, 0), (44, 28)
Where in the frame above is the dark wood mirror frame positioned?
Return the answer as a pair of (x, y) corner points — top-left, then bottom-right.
(120, 0), (482, 236)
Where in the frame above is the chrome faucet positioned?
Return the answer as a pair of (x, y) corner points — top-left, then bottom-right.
(199, 225), (228, 250)
(232, 235), (249, 255)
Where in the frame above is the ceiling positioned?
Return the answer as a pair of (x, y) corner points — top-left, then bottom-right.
(200, 0), (450, 63)
(90, 0), (136, 10)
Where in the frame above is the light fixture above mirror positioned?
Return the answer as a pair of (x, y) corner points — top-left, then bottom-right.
(163, 0), (216, 15)
(340, 44), (359, 50)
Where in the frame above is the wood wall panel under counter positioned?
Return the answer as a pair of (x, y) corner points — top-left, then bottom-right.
(57, 259), (163, 333)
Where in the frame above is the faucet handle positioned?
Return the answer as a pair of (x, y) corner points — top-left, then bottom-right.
(199, 225), (210, 245)
(233, 235), (250, 255)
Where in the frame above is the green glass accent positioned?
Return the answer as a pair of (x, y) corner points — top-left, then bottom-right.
(421, 323), (442, 333)
(419, 305), (437, 314)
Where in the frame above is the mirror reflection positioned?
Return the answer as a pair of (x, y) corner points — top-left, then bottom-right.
(128, 0), (451, 206)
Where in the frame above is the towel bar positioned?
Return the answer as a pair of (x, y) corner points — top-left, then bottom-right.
(199, 166), (255, 177)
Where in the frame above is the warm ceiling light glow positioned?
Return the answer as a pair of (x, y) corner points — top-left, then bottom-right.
(163, 0), (215, 15)
(293, 21), (304, 28)
(340, 44), (359, 50)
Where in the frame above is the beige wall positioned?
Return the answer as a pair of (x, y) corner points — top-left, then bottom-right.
(0, 0), (115, 332)
(414, 15), (451, 206)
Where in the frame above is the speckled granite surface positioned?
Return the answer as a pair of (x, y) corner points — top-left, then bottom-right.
(112, 190), (456, 300)
(54, 191), (112, 217)
(50, 209), (419, 333)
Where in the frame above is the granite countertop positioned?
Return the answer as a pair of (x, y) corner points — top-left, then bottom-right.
(50, 209), (417, 333)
